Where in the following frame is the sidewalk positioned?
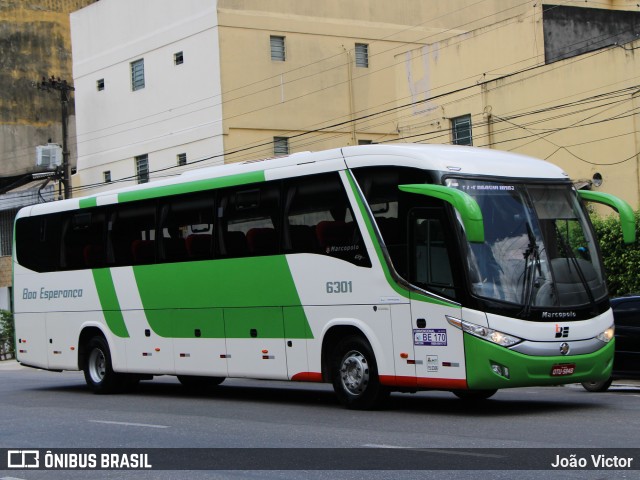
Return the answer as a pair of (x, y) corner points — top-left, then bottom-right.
(0, 359), (22, 371)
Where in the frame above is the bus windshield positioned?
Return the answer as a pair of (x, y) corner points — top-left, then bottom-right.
(445, 178), (607, 309)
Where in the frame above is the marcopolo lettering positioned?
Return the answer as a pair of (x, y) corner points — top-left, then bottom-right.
(542, 311), (577, 319)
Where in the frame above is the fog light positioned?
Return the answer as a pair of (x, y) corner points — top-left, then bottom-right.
(490, 362), (510, 379)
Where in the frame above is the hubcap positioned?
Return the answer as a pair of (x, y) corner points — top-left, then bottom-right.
(88, 348), (106, 384)
(340, 350), (369, 396)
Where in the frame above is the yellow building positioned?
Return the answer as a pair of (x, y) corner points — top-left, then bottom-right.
(393, 2), (640, 209)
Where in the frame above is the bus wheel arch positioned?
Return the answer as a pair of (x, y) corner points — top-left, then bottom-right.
(79, 329), (127, 394)
(322, 326), (389, 409)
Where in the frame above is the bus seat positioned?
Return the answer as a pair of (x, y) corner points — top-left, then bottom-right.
(83, 244), (105, 268)
(289, 224), (318, 253)
(163, 237), (187, 261)
(247, 227), (277, 255)
(316, 221), (355, 253)
(131, 239), (155, 264)
(224, 230), (247, 256)
(185, 234), (212, 260)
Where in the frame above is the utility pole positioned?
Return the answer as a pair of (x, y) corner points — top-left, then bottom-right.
(36, 76), (74, 200)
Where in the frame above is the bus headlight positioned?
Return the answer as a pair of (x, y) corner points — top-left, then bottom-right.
(596, 325), (615, 343)
(446, 316), (522, 347)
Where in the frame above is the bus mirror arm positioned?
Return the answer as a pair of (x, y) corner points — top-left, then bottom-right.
(398, 184), (485, 243)
(577, 190), (636, 244)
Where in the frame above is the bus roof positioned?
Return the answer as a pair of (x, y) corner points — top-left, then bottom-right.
(21, 144), (569, 218)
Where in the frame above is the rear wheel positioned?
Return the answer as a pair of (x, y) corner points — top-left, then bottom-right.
(581, 377), (613, 392)
(331, 335), (388, 410)
(83, 336), (124, 394)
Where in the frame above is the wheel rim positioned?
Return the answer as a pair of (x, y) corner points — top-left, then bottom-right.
(88, 348), (106, 384)
(339, 350), (369, 396)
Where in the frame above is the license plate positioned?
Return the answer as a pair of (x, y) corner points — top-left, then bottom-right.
(551, 364), (576, 376)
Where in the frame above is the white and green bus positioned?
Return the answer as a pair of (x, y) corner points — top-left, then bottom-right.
(13, 144), (636, 408)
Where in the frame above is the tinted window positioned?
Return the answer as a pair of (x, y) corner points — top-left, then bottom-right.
(109, 202), (156, 266)
(217, 183), (280, 258)
(61, 211), (107, 270)
(159, 193), (214, 262)
(284, 173), (371, 268)
(15, 214), (63, 272)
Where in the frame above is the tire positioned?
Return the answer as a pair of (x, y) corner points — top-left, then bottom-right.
(331, 335), (388, 410)
(177, 375), (225, 392)
(581, 377), (613, 392)
(452, 389), (498, 401)
(83, 336), (124, 394)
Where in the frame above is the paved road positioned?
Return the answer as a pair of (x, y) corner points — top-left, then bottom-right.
(0, 360), (639, 479)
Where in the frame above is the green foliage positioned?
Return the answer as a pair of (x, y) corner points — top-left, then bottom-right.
(0, 310), (14, 359)
(590, 210), (640, 297)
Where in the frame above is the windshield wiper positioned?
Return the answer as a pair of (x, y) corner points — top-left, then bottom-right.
(554, 224), (597, 315)
(520, 223), (543, 318)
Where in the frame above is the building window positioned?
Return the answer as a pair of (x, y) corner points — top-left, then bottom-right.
(174, 51), (184, 65)
(355, 43), (369, 68)
(273, 137), (289, 156)
(451, 115), (473, 146)
(135, 154), (149, 184)
(96, 79), (104, 91)
(177, 153), (187, 166)
(358, 140), (373, 145)
(103, 171), (111, 183)
(270, 36), (286, 61)
(131, 59), (145, 91)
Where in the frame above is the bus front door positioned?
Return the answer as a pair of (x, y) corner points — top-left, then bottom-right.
(408, 208), (467, 390)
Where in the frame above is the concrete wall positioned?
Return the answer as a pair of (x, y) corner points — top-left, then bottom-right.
(71, 0), (225, 196)
(394, 3), (640, 210)
(0, 0), (92, 179)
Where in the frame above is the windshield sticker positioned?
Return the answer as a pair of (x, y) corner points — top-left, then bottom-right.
(460, 185), (515, 191)
(414, 328), (447, 346)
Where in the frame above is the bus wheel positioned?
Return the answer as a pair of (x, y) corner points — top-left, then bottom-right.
(581, 378), (613, 392)
(331, 335), (388, 410)
(452, 389), (497, 401)
(177, 375), (225, 392)
(83, 336), (123, 394)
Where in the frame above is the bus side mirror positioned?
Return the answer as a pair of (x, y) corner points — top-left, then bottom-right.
(578, 190), (636, 244)
(398, 184), (484, 243)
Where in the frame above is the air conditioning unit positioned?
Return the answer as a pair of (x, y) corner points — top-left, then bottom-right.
(36, 143), (62, 169)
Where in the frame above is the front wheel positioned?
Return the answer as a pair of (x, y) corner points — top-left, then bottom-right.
(83, 336), (124, 394)
(581, 378), (613, 392)
(331, 335), (388, 410)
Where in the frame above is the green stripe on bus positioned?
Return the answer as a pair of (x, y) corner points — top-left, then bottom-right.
(344, 170), (456, 308)
(79, 198), (98, 209)
(117, 171), (266, 204)
(132, 256), (314, 339)
(92, 269), (130, 338)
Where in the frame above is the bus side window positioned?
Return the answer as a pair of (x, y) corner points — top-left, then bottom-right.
(283, 173), (371, 268)
(109, 202), (156, 266)
(61, 211), (106, 270)
(159, 192), (215, 263)
(216, 182), (280, 258)
(15, 214), (63, 272)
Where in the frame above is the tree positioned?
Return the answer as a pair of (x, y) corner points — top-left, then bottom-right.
(0, 310), (14, 360)
(590, 210), (640, 297)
